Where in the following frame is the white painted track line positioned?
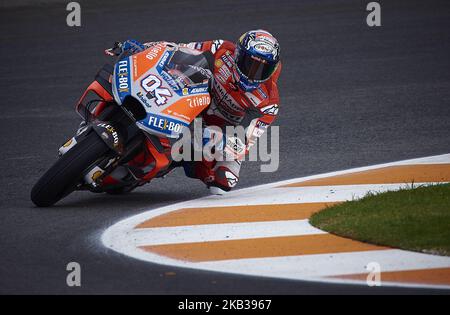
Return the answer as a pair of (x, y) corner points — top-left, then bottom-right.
(195, 249), (450, 278)
(133, 219), (325, 246)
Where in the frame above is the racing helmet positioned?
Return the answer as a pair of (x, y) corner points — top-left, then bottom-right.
(234, 29), (280, 91)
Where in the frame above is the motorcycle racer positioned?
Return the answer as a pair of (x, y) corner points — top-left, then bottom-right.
(110, 30), (281, 194)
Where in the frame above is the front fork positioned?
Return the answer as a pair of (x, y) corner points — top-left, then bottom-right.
(58, 122), (172, 190)
(60, 62), (173, 191)
(58, 121), (125, 187)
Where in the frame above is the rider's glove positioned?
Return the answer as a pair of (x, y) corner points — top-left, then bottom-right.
(121, 39), (146, 53)
(105, 39), (146, 56)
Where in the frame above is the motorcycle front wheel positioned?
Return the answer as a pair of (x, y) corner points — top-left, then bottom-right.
(31, 131), (110, 207)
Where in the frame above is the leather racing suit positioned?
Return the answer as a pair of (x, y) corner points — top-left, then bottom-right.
(107, 39), (281, 192)
(177, 39), (281, 192)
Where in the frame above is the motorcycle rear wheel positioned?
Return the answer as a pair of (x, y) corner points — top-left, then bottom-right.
(31, 131), (110, 207)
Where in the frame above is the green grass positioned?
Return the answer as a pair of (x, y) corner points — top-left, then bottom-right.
(310, 183), (450, 256)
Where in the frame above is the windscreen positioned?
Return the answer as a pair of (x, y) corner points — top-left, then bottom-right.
(164, 49), (213, 87)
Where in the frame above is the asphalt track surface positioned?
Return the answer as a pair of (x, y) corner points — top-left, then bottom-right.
(1, 0), (450, 294)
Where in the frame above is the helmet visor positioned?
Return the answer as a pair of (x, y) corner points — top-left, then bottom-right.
(236, 49), (277, 82)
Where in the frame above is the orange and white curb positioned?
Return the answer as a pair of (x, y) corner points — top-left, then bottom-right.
(102, 154), (450, 289)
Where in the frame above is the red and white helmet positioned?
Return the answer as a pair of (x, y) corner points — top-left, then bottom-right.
(234, 29), (280, 91)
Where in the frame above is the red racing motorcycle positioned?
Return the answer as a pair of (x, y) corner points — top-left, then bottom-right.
(31, 42), (213, 206)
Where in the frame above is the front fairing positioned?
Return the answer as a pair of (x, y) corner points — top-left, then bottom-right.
(111, 43), (212, 138)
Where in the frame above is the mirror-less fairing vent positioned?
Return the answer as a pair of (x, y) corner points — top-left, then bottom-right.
(122, 96), (147, 121)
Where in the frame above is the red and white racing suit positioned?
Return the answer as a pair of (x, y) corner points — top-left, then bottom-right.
(179, 39), (282, 191)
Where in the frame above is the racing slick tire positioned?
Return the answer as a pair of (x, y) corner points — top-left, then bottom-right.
(31, 131), (110, 207)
